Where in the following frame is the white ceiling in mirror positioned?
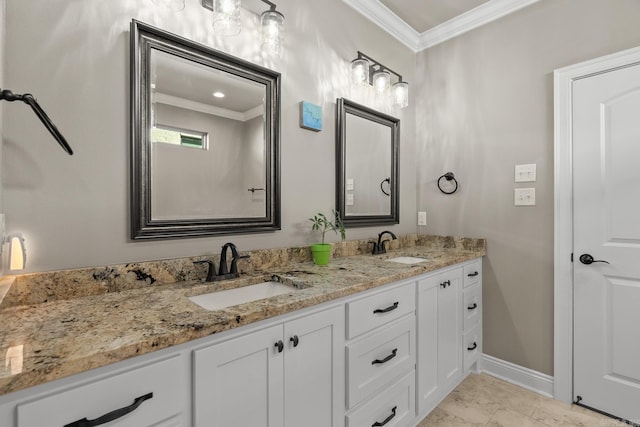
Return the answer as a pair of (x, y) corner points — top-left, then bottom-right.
(342, 0), (541, 51)
(152, 49), (264, 114)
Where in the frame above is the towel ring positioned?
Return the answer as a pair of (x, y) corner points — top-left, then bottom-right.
(437, 172), (458, 194)
(380, 177), (391, 196)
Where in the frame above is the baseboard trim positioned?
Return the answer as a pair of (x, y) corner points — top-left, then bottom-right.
(480, 354), (554, 398)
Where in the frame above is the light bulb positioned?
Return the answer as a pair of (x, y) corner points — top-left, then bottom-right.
(392, 81), (409, 108)
(213, 0), (241, 36)
(261, 10), (284, 54)
(351, 58), (369, 86)
(373, 70), (391, 93)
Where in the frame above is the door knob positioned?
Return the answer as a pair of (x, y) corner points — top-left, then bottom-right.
(579, 254), (610, 265)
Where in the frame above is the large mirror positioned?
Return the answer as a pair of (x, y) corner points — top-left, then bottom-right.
(131, 20), (280, 239)
(336, 98), (399, 227)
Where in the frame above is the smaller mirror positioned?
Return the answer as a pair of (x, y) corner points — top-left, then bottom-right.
(336, 98), (399, 227)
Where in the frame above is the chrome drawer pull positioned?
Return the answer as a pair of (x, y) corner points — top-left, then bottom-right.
(372, 348), (397, 365)
(373, 302), (398, 314)
(372, 406), (397, 427)
(467, 342), (478, 351)
(467, 271), (479, 277)
(467, 303), (478, 310)
(64, 392), (153, 427)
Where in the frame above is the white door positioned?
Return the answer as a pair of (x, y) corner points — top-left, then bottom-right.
(573, 62), (640, 422)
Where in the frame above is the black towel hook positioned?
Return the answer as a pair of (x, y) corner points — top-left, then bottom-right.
(0, 89), (73, 155)
(437, 172), (458, 194)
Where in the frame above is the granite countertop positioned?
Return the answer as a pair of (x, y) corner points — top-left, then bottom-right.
(0, 236), (484, 397)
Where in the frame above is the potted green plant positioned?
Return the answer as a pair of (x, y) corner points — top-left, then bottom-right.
(309, 210), (346, 265)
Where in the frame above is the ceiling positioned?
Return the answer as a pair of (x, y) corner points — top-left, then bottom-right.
(343, 0), (540, 51)
(379, 0), (489, 33)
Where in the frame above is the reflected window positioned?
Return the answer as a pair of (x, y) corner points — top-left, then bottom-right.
(152, 125), (208, 150)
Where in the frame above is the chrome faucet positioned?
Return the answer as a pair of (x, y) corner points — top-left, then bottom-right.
(371, 231), (397, 255)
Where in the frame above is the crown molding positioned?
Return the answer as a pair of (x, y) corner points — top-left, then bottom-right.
(341, 0), (421, 51)
(342, 0), (541, 52)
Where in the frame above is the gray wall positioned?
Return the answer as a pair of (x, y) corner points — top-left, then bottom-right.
(2, 0), (416, 272)
(416, 0), (640, 375)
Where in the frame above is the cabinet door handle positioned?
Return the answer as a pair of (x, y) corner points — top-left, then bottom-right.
(64, 392), (153, 427)
(467, 303), (478, 310)
(371, 348), (397, 365)
(290, 335), (299, 347)
(372, 406), (397, 427)
(275, 340), (284, 353)
(467, 271), (479, 277)
(373, 302), (398, 314)
(467, 342), (478, 351)
(440, 280), (451, 288)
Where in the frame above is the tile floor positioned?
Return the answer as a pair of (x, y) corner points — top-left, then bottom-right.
(418, 373), (627, 426)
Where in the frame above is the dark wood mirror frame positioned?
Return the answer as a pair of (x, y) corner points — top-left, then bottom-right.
(130, 20), (281, 240)
(336, 98), (400, 228)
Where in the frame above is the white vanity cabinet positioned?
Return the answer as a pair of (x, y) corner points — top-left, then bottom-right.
(0, 353), (189, 427)
(193, 304), (345, 427)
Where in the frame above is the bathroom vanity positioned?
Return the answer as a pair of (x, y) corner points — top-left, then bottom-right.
(0, 237), (483, 426)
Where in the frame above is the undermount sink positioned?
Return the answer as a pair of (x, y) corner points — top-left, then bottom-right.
(385, 256), (429, 265)
(189, 281), (297, 311)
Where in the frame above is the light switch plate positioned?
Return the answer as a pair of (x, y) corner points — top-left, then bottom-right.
(346, 179), (354, 191)
(515, 164), (536, 182)
(346, 193), (354, 206)
(514, 188), (536, 206)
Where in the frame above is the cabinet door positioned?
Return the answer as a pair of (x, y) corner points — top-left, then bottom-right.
(417, 276), (438, 414)
(284, 306), (345, 427)
(436, 269), (462, 390)
(417, 268), (463, 415)
(193, 325), (284, 427)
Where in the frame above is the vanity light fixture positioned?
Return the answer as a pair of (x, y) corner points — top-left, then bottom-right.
(200, 0), (285, 53)
(350, 51), (409, 108)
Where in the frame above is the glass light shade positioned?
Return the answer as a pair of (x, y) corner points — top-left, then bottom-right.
(392, 81), (409, 108)
(261, 10), (285, 54)
(373, 69), (391, 93)
(151, 0), (185, 11)
(351, 58), (370, 86)
(213, 0), (241, 36)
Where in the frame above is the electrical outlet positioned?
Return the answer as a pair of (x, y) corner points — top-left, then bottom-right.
(418, 211), (427, 226)
(346, 193), (354, 206)
(514, 188), (536, 206)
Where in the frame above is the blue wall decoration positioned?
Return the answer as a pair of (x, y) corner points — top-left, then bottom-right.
(299, 101), (322, 132)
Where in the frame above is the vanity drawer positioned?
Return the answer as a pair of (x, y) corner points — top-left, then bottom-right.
(463, 324), (481, 372)
(346, 370), (415, 427)
(346, 315), (415, 408)
(463, 284), (482, 331)
(346, 281), (415, 339)
(463, 260), (482, 288)
(17, 355), (185, 427)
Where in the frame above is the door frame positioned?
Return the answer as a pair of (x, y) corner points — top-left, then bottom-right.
(553, 45), (640, 403)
